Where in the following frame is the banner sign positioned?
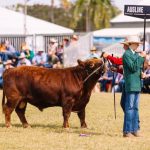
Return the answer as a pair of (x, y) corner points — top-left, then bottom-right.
(124, 5), (150, 19)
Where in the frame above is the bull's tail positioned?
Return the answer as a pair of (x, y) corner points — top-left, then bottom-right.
(2, 90), (5, 113)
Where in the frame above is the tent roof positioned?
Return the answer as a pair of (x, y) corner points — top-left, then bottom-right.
(93, 28), (150, 37)
(110, 13), (145, 23)
(0, 7), (74, 35)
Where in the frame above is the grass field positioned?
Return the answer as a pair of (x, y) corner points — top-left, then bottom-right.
(0, 91), (150, 150)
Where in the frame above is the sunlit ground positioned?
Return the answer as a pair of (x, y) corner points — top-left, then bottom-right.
(0, 91), (150, 150)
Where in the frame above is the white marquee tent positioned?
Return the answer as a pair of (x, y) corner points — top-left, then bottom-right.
(0, 7), (74, 35)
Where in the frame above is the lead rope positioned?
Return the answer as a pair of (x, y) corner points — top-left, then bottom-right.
(107, 59), (117, 120)
(83, 63), (104, 83)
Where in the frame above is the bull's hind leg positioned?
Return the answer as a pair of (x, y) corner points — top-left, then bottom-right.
(3, 101), (16, 128)
(77, 109), (87, 128)
(15, 101), (30, 128)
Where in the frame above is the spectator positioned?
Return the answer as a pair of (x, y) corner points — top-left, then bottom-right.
(32, 48), (48, 67)
(17, 52), (31, 67)
(5, 40), (19, 58)
(112, 73), (124, 92)
(3, 59), (14, 69)
(48, 50), (61, 68)
(63, 37), (70, 48)
(64, 34), (79, 67)
(99, 67), (114, 92)
(22, 45), (34, 62)
(86, 46), (99, 59)
(0, 58), (4, 88)
(0, 41), (8, 61)
(142, 61), (150, 93)
(48, 38), (58, 55)
(56, 42), (63, 64)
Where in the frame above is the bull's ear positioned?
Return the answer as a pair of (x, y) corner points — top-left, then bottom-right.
(77, 59), (85, 67)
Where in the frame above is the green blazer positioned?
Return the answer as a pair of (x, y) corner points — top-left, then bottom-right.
(123, 48), (144, 92)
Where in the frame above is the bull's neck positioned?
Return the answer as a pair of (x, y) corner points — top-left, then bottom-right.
(74, 66), (100, 85)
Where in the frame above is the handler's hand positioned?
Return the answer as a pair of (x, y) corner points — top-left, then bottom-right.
(140, 51), (147, 58)
(141, 72), (146, 79)
(103, 53), (109, 58)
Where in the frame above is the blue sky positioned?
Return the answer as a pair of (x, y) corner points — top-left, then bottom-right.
(0, 0), (142, 11)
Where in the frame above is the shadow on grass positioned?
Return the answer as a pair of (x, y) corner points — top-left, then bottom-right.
(0, 123), (109, 136)
(0, 123), (5, 127)
(2, 123), (103, 136)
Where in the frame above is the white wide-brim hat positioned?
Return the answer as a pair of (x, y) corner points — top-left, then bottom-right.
(126, 35), (142, 44)
(90, 46), (97, 51)
(120, 38), (129, 46)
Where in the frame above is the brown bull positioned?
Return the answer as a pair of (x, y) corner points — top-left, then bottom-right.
(2, 58), (104, 128)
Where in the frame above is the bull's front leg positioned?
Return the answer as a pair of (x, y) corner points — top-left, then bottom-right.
(62, 101), (73, 128)
(77, 108), (87, 128)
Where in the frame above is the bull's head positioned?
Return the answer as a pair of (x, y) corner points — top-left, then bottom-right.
(77, 58), (106, 76)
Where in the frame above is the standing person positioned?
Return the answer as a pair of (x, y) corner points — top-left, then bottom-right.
(122, 35), (146, 137)
(64, 34), (79, 67)
(48, 38), (58, 55)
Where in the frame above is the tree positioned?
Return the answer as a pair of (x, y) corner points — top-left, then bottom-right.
(73, 0), (119, 31)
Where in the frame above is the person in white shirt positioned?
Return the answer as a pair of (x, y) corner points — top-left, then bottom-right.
(32, 49), (48, 67)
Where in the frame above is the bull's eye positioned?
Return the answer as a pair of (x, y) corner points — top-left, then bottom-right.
(90, 63), (94, 68)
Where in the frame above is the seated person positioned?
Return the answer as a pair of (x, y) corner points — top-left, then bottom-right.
(0, 59), (4, 88)
(17, 52), (31, 67)
(112, 73), (124, 92)
(99, 67), (114, 92)
(32, 49), (48, 67)
(48, 50), (61, 68)
(142, 61), (150, 93)
(3, 59), (14, 69)
(5, 40), (19, 59)
(0, 41), (8, 61)
(22, 45), (34, 62)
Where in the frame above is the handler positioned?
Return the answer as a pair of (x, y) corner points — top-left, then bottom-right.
(122, 35), (146, 137)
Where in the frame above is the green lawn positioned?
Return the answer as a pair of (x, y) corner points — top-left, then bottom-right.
(0, 91), (149, 150)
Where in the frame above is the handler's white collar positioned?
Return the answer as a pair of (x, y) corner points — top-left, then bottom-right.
(130, 48), (135, 54)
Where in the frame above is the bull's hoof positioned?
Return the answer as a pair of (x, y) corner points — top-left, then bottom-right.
(23, 124), (31, 128)
(63, 125), (70, 128)
(81, 123), (87, 128)
(63, 124), (70, 128)
(6, 124), (12, 128)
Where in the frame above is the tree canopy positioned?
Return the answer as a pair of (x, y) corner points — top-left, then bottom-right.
(15, 0), (119, 32)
